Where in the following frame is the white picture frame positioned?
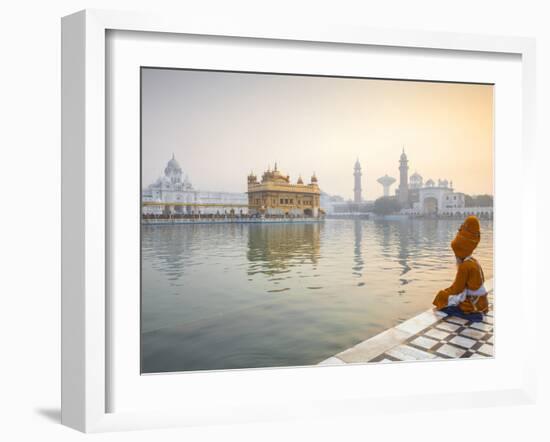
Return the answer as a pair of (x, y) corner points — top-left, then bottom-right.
(61, 9), (537, 433)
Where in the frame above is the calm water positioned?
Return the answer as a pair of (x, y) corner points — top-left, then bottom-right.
(141, 219), (493, 373)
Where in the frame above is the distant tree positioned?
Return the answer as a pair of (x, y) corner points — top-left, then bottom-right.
(373, 197), (401, 215)
(464, 194), (493, 207)
(474, 194), (493, 207)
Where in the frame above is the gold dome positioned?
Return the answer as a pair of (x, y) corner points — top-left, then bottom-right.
(262, 163), (290, 183)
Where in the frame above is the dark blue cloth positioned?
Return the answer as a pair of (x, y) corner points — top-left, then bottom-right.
(440, 306), (484, 323)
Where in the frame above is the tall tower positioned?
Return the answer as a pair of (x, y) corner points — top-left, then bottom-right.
(377, 175), (396, 197)
(398, 148), (409, 205)
(353, 158), (362, 203)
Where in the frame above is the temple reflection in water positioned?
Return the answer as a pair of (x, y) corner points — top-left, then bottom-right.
(246, 223), (322, 277)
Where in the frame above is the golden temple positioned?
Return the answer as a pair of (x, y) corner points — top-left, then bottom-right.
(247, 163), (321, 217)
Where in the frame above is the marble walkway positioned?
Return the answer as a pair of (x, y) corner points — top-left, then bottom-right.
(319, 279), (494, 365)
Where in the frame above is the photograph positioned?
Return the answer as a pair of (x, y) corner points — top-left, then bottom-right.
(140, 67), (494, 374)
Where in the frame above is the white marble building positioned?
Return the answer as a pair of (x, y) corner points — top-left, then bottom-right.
(142, 154), (248, 216)
(403, 178), (466, 216)
(438, 206), (493, 218)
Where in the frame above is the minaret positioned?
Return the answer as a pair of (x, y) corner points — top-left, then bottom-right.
(398, 148), (409, 205)
(354, 158), (362, 203)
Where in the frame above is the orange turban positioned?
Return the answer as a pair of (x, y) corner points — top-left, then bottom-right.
(451, 216), (481, 259)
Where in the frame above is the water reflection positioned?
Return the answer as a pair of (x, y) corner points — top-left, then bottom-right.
(141, 224), (196, 281)
(142, 223), (249, 282)
(352, 220), (364, 278)
(246, 223), (321, 274)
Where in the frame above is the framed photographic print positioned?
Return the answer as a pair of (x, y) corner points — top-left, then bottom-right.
(61, 9), (537, 432)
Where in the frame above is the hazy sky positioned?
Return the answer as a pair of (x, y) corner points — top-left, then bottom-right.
(142, 68), (493, 200)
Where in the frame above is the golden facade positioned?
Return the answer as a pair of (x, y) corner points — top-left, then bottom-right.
(247, 164), (321, 217)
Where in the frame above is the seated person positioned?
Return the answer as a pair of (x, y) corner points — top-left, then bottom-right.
(433, 216), (488, 322)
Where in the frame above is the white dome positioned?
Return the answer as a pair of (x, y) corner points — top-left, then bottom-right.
(166, 158), (181, 170)
(164, 154), (182, 176)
